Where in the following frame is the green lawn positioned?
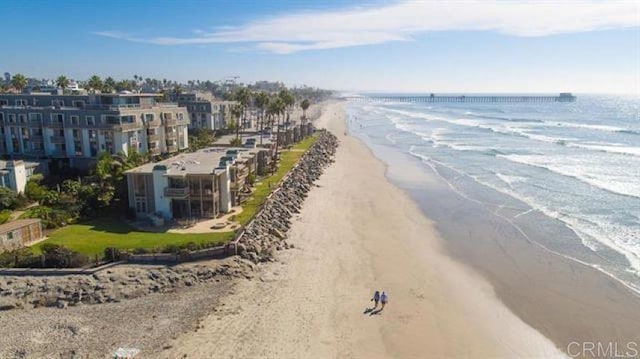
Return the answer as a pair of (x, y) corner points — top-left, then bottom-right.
(234, 133), (318, 225)
(34, 133), (319, 257)
(33, 219), (233, 257)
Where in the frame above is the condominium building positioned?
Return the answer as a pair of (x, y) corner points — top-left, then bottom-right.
(171, 92), (236, 130)
(125, 146), (269, 221)
(0, 92), (190, 169)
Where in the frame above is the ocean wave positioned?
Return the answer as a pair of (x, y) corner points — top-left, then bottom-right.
(567, 143), (640, 157)
(408, 149), (640, 294)
(498, 154), (640, 198)
(550, 121), (639, 135)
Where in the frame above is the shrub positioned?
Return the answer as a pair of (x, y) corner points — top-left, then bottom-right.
(0, 210), (11, 224)
(40, 243), (89, 268)
(162, 244), (180, 254)
(0, 187), (18, 210)
(230, 137), (242, 146)
(104, 247), (123, 261)
(21, 206), (78, 229)
(132, 248), (150, 255)
(247, 173), (256, 186)
(0, 248), (40, 268)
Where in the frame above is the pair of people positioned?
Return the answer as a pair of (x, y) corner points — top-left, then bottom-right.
(371, 291), (388, 311)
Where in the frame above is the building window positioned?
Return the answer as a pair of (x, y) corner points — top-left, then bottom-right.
(86, 116), (95, 126)
(70, 116), (80, 126)
(52, 113), (64, 124)
(135, 198), (147, 213)
(0, 100), (8, 106)
(8, 114), (16, 123)
(120, 115), (135, 124)
(72, 100), (85, 108)
(75, 143), (83, 156)
(28, 113), (42, 122)
(144, 114), (154, 122)
(15, 99), (27, 106)
(18, 114), (27, 123)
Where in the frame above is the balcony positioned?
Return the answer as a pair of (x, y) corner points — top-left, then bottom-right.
(165, 132), (177, 140)
(31, 135), (43, 142)
(149, 147), (161, 156)
(50, 135), (66, 143)
(164, 187), (189, 198)
(49, 150), (67, 157)
(115, 122), (141, 132)
(47, 121), (64, 128)
(167, 145), (178, 152)
(147, 134), (159, 142)
(164, 118), (178, 126)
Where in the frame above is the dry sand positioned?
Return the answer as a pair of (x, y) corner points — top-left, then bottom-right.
(165, 101), (564, 358)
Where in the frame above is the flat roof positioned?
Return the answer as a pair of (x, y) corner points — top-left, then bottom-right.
(125, 146), (265, 176)
(0, 160), (41, 170)
(0, 219), (41, 234)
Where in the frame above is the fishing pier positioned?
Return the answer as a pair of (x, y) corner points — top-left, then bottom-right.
(344, 93), (576, 103)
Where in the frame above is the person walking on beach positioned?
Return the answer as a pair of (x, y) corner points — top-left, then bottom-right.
(380, 291), (388, 310)
(371, 291), (381, 310)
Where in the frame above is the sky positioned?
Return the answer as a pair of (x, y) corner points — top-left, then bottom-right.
(2, 0), (639, 94)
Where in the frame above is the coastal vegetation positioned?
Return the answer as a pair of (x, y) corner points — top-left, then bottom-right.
(3, 132), (320, 267)
(0, 73), (328, 268)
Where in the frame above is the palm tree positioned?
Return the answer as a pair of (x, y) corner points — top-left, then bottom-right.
(56, 75), (70, 89)
(300, 99), (310, 124)
(103, 77), (116, 93)
(232, 87), (251, 141)
(268, 97), (285, 166)
(278, 89), (295, 129)
(87, 75), (102, 93)
(10, 73), (27, 92)
(231, 104), (243, 142)
(254, 91), (270, 145)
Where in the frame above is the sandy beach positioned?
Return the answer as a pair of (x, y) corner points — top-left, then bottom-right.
(165, 101), (563, 358)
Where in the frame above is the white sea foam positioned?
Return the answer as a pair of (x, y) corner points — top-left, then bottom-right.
(567, 143), (640, 157)
(408, 147), (640, 294)
(550, 121), (632, 133)
(498, 154), (640, 198)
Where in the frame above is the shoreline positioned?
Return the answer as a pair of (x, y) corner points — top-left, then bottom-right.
(346, 100), (640, 356)
(165, 100), (563, 358)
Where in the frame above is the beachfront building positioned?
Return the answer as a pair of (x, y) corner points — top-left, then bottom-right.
(0, 92), (190, 170)
(277, 122), (315, 148)
(170, 92), (237, 131)
(0, 160), (40, 193)
(0, 219), (44, 251)
(125, 146), (270, 221)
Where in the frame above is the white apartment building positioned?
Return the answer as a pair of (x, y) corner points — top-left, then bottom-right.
(171, 93), (237, 130)
(0, 93), (190, 169)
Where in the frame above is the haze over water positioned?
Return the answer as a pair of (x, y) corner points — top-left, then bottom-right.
(347, 95), (640, 292)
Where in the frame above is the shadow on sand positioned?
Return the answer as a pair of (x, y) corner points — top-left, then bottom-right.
(363, 307), (383, 316)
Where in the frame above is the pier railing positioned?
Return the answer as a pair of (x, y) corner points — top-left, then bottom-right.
(343, 93), (576, 103)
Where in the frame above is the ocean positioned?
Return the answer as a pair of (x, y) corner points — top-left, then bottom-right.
(346, 95), (640, 293)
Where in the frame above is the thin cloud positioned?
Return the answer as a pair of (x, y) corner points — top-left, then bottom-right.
(94, 0), (640, 53)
